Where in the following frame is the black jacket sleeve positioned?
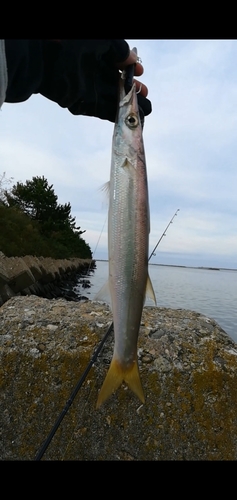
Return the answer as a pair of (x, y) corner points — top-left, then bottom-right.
(4, 40), (152, 122)
(5, 40), (44, 102)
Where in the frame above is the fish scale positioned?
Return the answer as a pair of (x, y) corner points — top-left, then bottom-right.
(95, 71), (156, 409)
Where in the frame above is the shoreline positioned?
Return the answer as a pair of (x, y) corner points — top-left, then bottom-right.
(95, 259), (237, 272)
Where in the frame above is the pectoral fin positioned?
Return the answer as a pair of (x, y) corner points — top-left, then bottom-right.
(100, 181), (110, 198)
(122, 158), (136, 177)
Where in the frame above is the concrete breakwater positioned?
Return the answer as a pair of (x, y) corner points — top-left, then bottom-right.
(0, 253), (95, 305)
(1, 296), (237, 460)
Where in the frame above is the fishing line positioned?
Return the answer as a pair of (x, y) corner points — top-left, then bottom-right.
(78, 214), (107, 290)
(92, 214), (107, 258)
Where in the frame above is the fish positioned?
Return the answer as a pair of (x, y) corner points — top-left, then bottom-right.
(95, 71), (156, 409)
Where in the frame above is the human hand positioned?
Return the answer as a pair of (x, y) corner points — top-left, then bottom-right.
(116, 48), (150, 124)
(38, 40), (151, 122)
(117, 49), (148, 98)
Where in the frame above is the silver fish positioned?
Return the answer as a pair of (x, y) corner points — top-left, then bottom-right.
(96, 74), (156, 409)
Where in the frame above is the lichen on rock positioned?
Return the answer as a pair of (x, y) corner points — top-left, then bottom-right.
(0, 296), (237, 460)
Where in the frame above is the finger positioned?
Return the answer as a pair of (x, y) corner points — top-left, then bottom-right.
(134, 79), (148, 98)
(118, 49), (136, 67)
(117, 50), (144, 76)
(134, 62), (143, 77)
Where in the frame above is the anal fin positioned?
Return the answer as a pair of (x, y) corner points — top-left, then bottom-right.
(146, 274), (157, 305)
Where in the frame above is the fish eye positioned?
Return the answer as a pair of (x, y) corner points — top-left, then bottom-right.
(125, 113), (139, 129)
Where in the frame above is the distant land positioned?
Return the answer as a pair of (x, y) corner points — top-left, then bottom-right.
(94, 260), (237, 272)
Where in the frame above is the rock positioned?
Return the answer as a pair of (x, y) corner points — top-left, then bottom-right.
(22, 256), (43, 282)
(0, 255), (95, 304)
(0, 296), (237, 460)
(0, 283), (16, 305)
(0, 257), (9, 288)
(6, 257), (36, 293)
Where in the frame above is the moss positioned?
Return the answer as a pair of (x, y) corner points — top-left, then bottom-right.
(0, 322), (100, 460)
(1, 319), (237, 460)
(146, 340), (237, 460)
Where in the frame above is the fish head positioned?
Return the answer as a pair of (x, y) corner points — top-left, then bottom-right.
(114, 79), (143, 149)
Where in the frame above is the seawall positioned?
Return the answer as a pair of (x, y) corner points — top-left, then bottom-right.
(0, 253), (94, 305)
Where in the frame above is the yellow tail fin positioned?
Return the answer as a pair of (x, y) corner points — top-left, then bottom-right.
(96, 358), (145, 409)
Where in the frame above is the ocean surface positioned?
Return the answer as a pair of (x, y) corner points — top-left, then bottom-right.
(76, 260), (237, 344)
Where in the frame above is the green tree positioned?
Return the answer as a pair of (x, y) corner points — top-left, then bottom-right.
(4, 175), (92, 259)
(6, 176), (59, 221)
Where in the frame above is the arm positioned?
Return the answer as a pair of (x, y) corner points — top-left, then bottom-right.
(3, 40), (151, 122)
(5, 39), (44, 102)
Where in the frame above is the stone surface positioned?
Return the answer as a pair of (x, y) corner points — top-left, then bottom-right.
(7, 257), (36, 293)
(22, 256), (43, 282)
(0, 295), (237, 461)
(0, 256), (9, 288)
(0, 255), (94, 304)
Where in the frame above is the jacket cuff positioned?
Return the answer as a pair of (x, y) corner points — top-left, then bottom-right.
(0, 40), (8, 107)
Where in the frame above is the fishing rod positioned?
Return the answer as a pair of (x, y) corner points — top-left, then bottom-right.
(34, 322), (113, 460)
(148, 208), (180, 261)
(34, 59), (140, 461)
(34, 208), (180, 460)
(34, 60), (179, 461)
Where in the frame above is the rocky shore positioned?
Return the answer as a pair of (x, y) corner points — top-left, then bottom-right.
(0, 253), (95, 304)
(1, 294), (237, 460)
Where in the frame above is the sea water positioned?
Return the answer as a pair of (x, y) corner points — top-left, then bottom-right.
(76, 261), (237, 344)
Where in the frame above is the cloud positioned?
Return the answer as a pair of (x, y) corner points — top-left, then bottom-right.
(1, 40), (237, 268)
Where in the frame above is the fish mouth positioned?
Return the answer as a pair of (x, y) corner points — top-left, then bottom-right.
(114, 81), (136, 126)
(115, 78), (144, 128)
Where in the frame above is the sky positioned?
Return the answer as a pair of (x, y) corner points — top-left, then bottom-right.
(1, 39), (237, 268)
